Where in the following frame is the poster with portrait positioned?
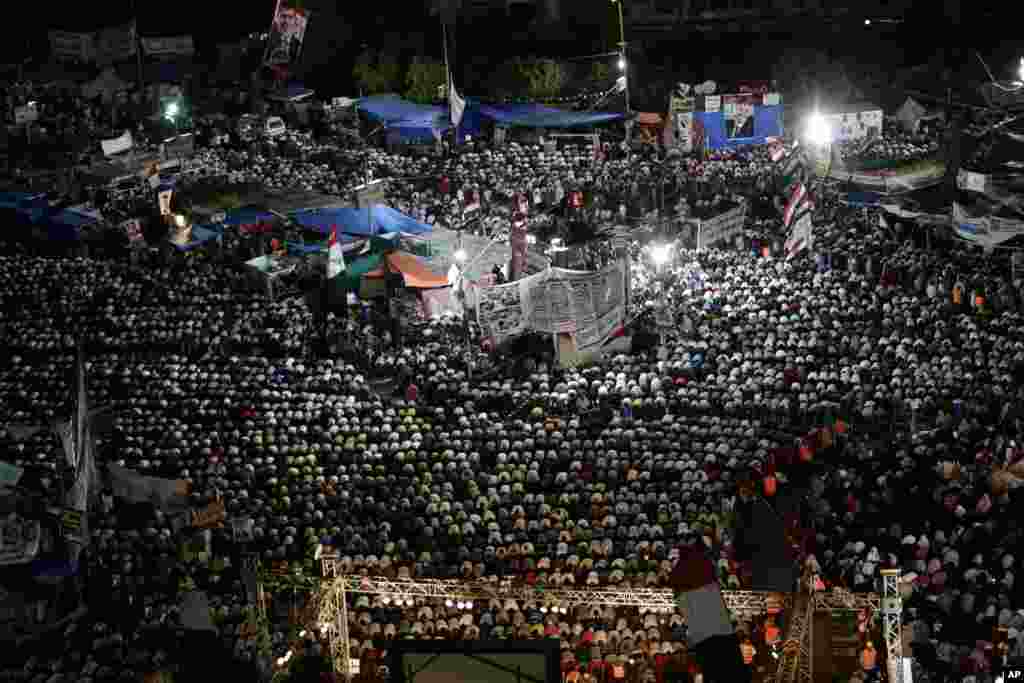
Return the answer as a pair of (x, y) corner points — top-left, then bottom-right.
(722, 93), (760, 139)
(265, 2), (310, 67)
(669, 95), (695, 153)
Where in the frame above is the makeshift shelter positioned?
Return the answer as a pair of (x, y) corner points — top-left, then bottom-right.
(167, 224), (223, 253)
(222, 207), (277, 233)
(244, 254), (303, 300)
(895, 97), (945, 134)
(475, 102), (626, 129)
(358, 94), (450, 144)
(363, 250), (453, 317)
(290, 206), (433, 238)
(46, 206), (103, 242)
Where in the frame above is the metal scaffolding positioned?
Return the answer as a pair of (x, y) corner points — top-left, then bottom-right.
(315, 560), (899, 682)
(880, 569), (904, 683)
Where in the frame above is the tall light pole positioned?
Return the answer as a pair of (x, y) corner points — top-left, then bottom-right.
(610, 0), (630, 116)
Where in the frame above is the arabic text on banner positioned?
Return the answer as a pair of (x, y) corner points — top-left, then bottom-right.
(699, 203), (748, 248)
(266, 4), (310, 66)
(141, 36), (195, 58)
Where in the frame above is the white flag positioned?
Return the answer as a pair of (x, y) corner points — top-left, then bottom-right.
(328, 225), (346, 279)
(449, 71), (466, 128)
(615, 76), (627, 93)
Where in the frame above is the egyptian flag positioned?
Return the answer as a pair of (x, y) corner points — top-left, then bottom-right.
(671, 544), (749, 682)
(780, 149), (805, 192)
(782, 183), (807, 229)
(327, 225), (346, 280)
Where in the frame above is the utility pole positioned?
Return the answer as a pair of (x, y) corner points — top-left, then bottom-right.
(610, 0), (630, 140)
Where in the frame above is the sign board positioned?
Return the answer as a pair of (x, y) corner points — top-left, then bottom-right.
(101, 130), (134, 157)
(825, 109), (883, 142)
(957, 169), (988, 194)
(190, 499), (226, 529)
(350, 659), (361, 675)
(698, 203), (748, 248)
(14, 104), (39, 125)
(704, 96), (721, 113)
(355, 180), (388, 209)
(544, 140), (557, 154)
(669, 95), (696, 153)
(161, 133), (195, 160)
(141, 35), (195, 58)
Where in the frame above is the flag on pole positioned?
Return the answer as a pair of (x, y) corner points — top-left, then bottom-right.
(782, 183), (807, 229)
(780, 148), (805, 191)
(785, 211), (814, 261)
(328, 225), (346, 279)
(449, 70), (466, 128)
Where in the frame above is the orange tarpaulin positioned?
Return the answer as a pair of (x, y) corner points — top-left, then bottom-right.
(364, 251), (449, 289)
(637, 112), (663, 126)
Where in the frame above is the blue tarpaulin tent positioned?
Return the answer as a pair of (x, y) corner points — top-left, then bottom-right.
(694, 104), (784, 151)
(222, 207), (276, 227)
(291, 206), (433, 238)
(170, 225), (223, 252)
(47, 207), (101, 242)
(359, 94), (451, 143)
(476, 103), (626, 129)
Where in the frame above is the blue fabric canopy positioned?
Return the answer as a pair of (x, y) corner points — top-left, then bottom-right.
(47, 207), (100, 242)
(222, 207), (276, 227)
(358, 94), (446, 124)
(476, 103), (626, 128)
(170, 225), (223, 252)
(290, 206), (433, 238)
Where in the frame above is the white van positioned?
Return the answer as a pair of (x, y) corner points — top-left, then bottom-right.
(264, 116), (287, 138)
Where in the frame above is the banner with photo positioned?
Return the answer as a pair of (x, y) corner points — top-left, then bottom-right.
(265, 1), (311, 67)
(476, 260), (626, 352)
(722, 93), (760, 139)
(93, 22), (138, 66)
(669, 95), (696, 153)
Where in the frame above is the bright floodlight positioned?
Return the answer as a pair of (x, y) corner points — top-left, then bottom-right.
(864, 18), (871, 25)
(454, 248), (468, 263)
(1019, 57), (1024, 84)
(651, 244), (671, 266)
(806, 113), (831, 146)
(165, 102), (179, 120)
(174, 214), (186, 228)
(618, 57), (626, 71)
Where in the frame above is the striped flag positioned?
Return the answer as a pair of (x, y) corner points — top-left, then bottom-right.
(780, 149), (805, 192)
(782, 183), (807, 228)
(449, 71), (466, 128)
(785, 211), (814, 261)
(327, 225), (345, 279)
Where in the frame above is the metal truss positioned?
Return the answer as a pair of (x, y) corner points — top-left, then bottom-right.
(776, 589), (814, 683)
(880, 569), (903, 683)
(315, 560), (896, 682)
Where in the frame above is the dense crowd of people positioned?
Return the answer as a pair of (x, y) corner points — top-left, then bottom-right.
(3, 77), (1023, 683)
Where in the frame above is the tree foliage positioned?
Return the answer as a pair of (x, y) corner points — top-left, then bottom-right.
(770, 49), (861, 105)
(352, 49), (401, 95)
(405, 57), (447, 104)
(587, 61), (611, 89)
(509, 58), (566, 99)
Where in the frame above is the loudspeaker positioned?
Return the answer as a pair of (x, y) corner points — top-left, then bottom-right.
(690, 634), (751, 683)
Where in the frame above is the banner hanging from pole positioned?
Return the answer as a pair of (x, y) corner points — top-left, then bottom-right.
(265, 2), (310, 67)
